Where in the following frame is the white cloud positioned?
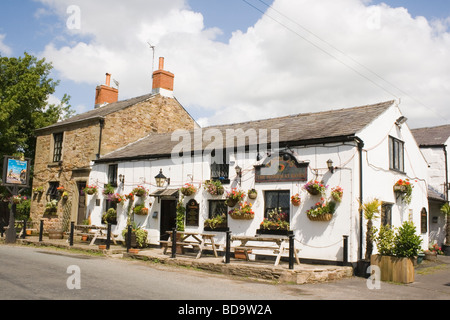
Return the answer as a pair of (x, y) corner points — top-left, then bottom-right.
(0, 34), (13, 56)
(37, 0), (450, 128)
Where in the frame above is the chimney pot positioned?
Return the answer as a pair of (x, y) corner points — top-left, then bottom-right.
(105, 73), (111, 86)
(152, 57), (174, 97)
(158, 57), (164, 70)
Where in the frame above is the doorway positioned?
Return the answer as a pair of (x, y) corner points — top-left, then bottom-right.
(160, 199), (177, 241)
(77, 181), (87, 225)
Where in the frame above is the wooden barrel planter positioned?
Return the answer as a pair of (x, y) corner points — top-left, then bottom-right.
(307, 213), (333, 221)
(48, 230), (64, 239)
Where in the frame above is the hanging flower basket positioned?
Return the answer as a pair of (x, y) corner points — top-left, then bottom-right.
(248, 189), (257, 199)
(132, 186), (148, 198)
(83, 185), (98, 195)
(291, 193), (301, 206)
(225, 188), (246, 207)
(393, 179), (413, 204)
(108, 193), (125, 204)
(180, 183), (197, 196)
(203, 180), (224, 196)
(133, 205), (149, 216)
(331, 186), (343, 202)
(303, 180), (327, 195)
(306, 200), (336, 222)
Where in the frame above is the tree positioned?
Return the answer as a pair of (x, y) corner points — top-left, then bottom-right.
(361, 198), (381, 260)
(0, 52), (74, 161)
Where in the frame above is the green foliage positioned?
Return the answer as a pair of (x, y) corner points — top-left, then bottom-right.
(176, 199), (186, 231)
(122, 222), (148, 248)
(0, 52), (74, 160)
(15, 198), (31, 220)
(393, 221), (423, 258)
(375, 225), (395, 256)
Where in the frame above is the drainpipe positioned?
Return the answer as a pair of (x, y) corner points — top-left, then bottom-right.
(355, 137), (365, 261)
(96, 118), (105, 159)
(444, 145), (448, 201)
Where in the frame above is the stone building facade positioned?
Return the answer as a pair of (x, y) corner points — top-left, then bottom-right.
(30, 58), (199, 232)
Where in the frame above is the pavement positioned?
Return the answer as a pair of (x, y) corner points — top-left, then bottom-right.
(3, 234), (450, 296)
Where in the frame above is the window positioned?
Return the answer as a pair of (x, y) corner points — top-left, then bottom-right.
(53, 133), (63, 162)
(264, 190), (290, 220)
(381, 203), (393, 227)
(389, 136), (404, 172)
(108, 164), (118, 187)
(47, 182), (60, 200)
(208, 200), (227, 220)
(420, 207), (427, 234)
(210, 149), (229, 183)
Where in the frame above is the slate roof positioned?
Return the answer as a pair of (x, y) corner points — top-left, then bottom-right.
(411, 124), (450, 147)
(96, 100), (395, 163)
(36, 93), (155, 132)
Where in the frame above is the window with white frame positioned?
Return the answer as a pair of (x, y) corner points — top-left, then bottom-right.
(389, 136), (404, 172)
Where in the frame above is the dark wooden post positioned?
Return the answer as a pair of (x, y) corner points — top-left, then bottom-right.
(39, 219), (44, 242)
(106, 223), (111, 250)
(343, 235), (349, 265)
(21, 219), (27, 239)
(126, 224), (132, 253)
(171, 228), (177, 258)
(225, 231), (231, 264)
(69, 221), (74, 246)
(289, 234), (294, 270)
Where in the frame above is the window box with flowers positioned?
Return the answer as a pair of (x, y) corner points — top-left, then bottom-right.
(331, 186), (343, 203)
(393, 179), (413, 204)
(258, 208), (291, 235)
(306, 199), (336, 221)
(83, 185), (98, 195)
(303, 180), (327, 195)
(180, 183), (197, 196)
(291, 193), (301, 206)
(229, 202), (254, 220)
(225, 188), (245, 207)
(204, 214), (228, 231)
(203, 180), (224, 196)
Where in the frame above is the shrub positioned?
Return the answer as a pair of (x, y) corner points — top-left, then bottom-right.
(393, 221), (422, 258)
(375, 225), (395, 256)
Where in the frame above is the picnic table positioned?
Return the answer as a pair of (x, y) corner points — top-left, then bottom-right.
(160, 231), (220, 259)
(72, 225), (118, 246)
(230, 235), (300, 266)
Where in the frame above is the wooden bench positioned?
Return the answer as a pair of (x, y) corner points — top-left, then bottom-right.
(160, 231), (219, 258)
(231, 235), (301, 266)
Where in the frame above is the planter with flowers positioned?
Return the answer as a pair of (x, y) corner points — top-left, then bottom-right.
(331, 186), (344, 203)
(393, 179), (413, 204)
(291, 193), (301, 206)
(125, 192), (135, 202)
(133, 204), (149, 216)
(204, 214), (228, 231)
(306, 199), (336, 221)
(258, 208), (291, 235)
(229, 202), (254, 220)
(57, 186), (65, 195)
(225, 188), (245, 207)
(102, 208), (117, 225)
(203, 180), (224, 196)
(180, 183), (197, 196)
(83, 185), (98, 195)
(132, 185), (148, 198)
(303, 180), (327, 196)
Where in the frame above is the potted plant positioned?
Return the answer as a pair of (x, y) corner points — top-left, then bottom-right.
(176, 200), (185, 232)
(303, 180), (327, 195)
(83, 185), (98, 195)
(44, 199), (58, 216)
(441, 203), (450, 256)
(259, 207), (290, 234)
(103, 184), (115, 196)
(61, 191), (69, 200)
(248, 188), (258, 199)
(306, 200), (336, 221)
(361, 198), (381, 260)
(180, 183), (197, 196)
(228, 202), (254, 220)
(108, 193), (125, 204)
(225, 188), (245, 207)
(122, 223), (148, 248)
(204, 214), (227, 231)
(33, 186), (44, 195)
(102, 208), (117, 225)
(331, 186), (343, 202)
(203, 180), (224, 196)
(291, 193), (301, 206)
(57, 186), (65, 194)
(132, 185), (148, 198)
(133, 204), (149, 216)
(393, 179), (413, 204)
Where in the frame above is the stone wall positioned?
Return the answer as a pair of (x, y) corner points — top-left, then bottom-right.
(30, 93), (198, 229)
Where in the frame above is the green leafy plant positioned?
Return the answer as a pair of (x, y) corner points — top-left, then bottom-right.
(133, 204), (148, 216)
(441, 203), (450, 245)
(102, 208), (117, 224)
(375, 225), (395, 256)
(122, 222), (148, 248)
(103, 184), (115, 196)
(360, 198), (381, 260)
(393, 221), (423, 258)
(204, 214), (227, 230)
(176, 200), (186, 231)
(260, 208), (290, 230)
(306, 200), (336, 218)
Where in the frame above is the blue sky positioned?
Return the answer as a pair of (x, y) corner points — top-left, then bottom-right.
(1, 0), (449, 128)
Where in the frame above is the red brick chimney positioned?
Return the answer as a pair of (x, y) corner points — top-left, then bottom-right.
(95, 73), (119, 108)
(152, 57), (174, 97)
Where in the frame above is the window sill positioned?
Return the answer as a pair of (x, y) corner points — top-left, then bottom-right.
(47, 161), (63, 168)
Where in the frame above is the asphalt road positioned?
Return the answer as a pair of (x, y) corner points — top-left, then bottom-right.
(1, 245), (449, 303)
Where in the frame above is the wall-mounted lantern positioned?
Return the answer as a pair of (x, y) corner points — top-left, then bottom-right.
(155, 169), (168, 188)
(327, 159), (335, 174)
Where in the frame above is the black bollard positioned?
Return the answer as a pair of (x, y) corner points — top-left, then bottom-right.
(343, 235), (349, 265)
(69, 222), (74, 246)
(106, 223), (111, 250)
(39, 219), (44, 242)
(171, 228), (177, 258)
(289, 234), (294, 270)
(127, 224), (132, 252)
(225, 231), (231, 264)
(21, 220), (27, 239)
